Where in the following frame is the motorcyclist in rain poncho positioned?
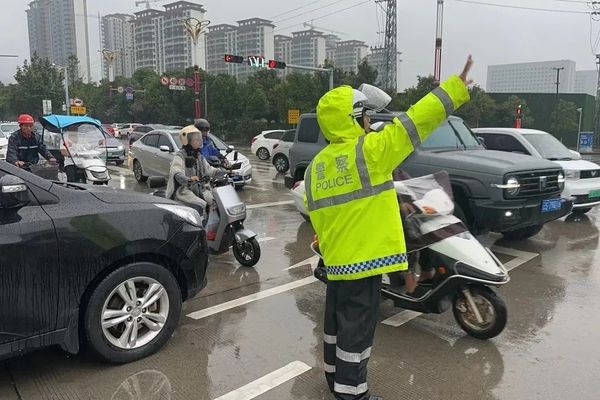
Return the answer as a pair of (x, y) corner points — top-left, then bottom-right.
(166, 125), (219, 217)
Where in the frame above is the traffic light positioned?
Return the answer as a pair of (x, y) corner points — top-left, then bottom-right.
(224, 54), (244, 64)
(268, 59), (286, 69)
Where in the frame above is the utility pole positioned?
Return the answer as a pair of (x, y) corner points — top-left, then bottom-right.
(101, 49), (120, 82)
(594, 54), (600, 143)
(182, 17), (210, 119)
(552, 66), (564, 133)
(375, 0), (397, 92)
(434, 0), (445, 84)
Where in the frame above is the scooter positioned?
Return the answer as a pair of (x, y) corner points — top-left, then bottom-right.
(66, 149), (111, 185)
(311, 172), (510, 340)
(149, 160), (261, 267)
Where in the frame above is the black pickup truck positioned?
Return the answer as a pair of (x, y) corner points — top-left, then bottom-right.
(284, 114), (572, 240)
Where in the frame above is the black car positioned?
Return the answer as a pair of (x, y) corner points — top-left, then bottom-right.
(129, 124), (170, 148)
(0, 161), (209, 363)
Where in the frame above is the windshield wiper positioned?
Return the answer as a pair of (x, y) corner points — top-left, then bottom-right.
(548, 157), (572, 161)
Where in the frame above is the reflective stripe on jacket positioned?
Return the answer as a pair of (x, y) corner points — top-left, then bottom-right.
(306, 75), (470, 281)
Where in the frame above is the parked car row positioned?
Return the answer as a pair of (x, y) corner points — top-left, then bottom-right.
(284, 113), (598, 240)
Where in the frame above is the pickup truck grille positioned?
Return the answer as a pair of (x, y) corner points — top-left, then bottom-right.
(512, 170), (562, 198)
(581, 169), (600, 179)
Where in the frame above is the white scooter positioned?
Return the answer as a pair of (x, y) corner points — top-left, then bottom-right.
(66, 149), (111, 185)
(149, 160), (260, 267)
(312, 171), (510, 339)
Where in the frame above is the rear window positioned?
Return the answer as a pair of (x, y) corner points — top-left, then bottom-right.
(298, 118), (320, 143)
(264, 131), (284, 140)
(158, 134), (173, 150)
(142, 134), (159, 148)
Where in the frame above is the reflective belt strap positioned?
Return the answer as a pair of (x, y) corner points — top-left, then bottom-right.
(18, 145), (38, 150)
(334, 382), (369, 395)
(397, 112), (420, 148)
(324, 363), (336, 373)
(336, 346), (372, 363)
(432, 86), (455, 117)
(323, 334), (337, 344)
(305, 138), (394, 212)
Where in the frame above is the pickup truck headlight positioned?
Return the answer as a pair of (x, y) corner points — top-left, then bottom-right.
(557, 171), (566, 190)
(492, 176), (520, 196)
(564, 170), (579, 180)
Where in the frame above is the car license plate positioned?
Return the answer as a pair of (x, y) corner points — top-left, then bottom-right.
(541, 198), (562, 213)
(589, 189), (600, 199)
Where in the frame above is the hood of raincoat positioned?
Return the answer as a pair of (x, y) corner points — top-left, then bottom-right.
(316, 85), (365, 143)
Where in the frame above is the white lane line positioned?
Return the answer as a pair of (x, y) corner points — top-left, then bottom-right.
(187, 276), (318, 320)
(247, 200), (294, 209)
(244, 185), (270, 192)
(381, 310), (422, 327)
(491, 245), (539, 271)
(108, 166), (134, 176)
(214, 361), (311, 400)
(257, 237), (275, 243)
(283, 255), (319, 271)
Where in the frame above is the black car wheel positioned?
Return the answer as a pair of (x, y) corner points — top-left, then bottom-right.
(84, 262), (182, 363)
(273, 154), (289, 173)
(256, 147), (270, 160)
(133, 160), (148, 183)
(572, 207), (592, 214)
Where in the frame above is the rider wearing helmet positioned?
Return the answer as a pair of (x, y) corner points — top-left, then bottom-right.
(6, 114), (56, 167)
(307, 56), (473, 400)
(194, 118), (222, 159)
(166, 125), (219, 216)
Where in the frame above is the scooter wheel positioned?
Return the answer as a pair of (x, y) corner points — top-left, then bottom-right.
(233, 237), (261, 267)
(453, 285), (507, 340)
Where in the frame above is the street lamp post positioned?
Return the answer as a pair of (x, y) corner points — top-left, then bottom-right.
(577, 107), (583, 152)
(101, 49), (121, 82)
(182, 17), (210, 119)
(53, 64), (70, 116)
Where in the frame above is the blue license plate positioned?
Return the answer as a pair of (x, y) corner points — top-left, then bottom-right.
(541, 198), (562, 213)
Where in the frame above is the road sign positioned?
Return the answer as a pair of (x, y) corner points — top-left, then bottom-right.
(186, 78), (195, 87)
(169, 77), (178, 85)
(579, 132), (594, 153)
(178, 78), (186, 86)
(73, 98), (83, 106)
(160, 76), (169, 85)
(117, 86), (124, 94)
(125, 86), (134, 94)
(42, 99), (52, 115)
(70, 106), (87, 115)
(125, 93), (134, 101)
(169, 85), (186, 91)
(288, 109), (300, 124)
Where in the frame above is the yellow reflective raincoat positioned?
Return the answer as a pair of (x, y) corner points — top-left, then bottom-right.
(306, 76), (470, 281)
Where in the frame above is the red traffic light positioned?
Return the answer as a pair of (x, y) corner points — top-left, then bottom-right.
(224, 54), (244, 64)
(268, 59), (286, 69)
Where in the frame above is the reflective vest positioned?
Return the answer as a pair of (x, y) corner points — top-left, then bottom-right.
(306, 75), (470, 281)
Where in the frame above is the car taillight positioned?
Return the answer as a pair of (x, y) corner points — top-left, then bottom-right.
(273, 143), (279, 149)
(251, 137), (257, 143)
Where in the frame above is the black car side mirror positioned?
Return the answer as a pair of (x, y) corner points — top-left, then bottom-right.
(226, 145), (235, 154)
(0, 175), (29, 209)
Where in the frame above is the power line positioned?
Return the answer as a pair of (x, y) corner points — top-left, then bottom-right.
(274, 0), (350, 23)
(274, 0), (372, 32)
(452, 0), (591, 14)
(270, 0), (323, 19)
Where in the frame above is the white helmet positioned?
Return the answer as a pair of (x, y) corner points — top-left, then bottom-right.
(352, 83), (393, 119)
(179, 125), (202, 147)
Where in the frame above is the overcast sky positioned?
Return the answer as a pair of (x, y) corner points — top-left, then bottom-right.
(1, 0), (599, 90)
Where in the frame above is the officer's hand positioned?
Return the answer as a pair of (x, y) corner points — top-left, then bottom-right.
(15, 161), (25, 168)
(48, 158), (57, 164)
(190, 176), (200, 182)
(459, 55), (474, 86)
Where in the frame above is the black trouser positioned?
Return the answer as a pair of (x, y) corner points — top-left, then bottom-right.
(64, 165), (79, 182)
(324, 275), (381, 400)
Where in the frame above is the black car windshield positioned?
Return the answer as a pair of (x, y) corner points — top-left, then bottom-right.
(522, 133), (573, 160)
(420, 120), (482, 150)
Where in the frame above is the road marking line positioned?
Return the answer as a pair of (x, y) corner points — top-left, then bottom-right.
(247, 200), (294, 209)
(491, 245), (539, 271)
(186, 276), (317, 320)
(244, 185), (270, 192)
(381, 310), (422, 327)
(283, 255), (319, 271)
(214, 361), (311, 400)
(257, 237), (275, 243)
(108, 166), (134, 176)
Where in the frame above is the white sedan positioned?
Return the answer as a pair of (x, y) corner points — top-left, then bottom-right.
(290, 180), (310, 221)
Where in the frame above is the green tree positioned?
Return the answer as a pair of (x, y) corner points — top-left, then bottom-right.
(484, 95), (535, 128)
(389, 75), (437, 111)
(66, 55), (82, 85)
(550, 99), (579, 140)
(455, 86), (496, 128)
(11, 56), (66, 117)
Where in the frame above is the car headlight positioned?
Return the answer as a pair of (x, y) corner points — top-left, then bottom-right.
(564, 170), (579, 180)
(155, 204), (203, 226)
(492, 176), (520, 196)
(117, 145), (124, 151)
(227, 204), (246, 215)
(557, 171), (566, 190)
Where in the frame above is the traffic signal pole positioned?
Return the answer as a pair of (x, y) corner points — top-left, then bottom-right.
(284, 63), (334, 90)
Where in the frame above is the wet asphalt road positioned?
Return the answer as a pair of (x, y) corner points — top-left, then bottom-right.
(2, 146), (600, 400)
